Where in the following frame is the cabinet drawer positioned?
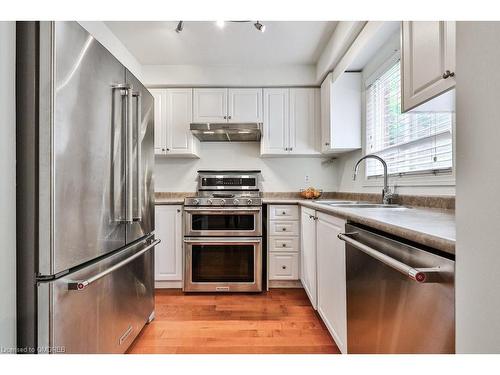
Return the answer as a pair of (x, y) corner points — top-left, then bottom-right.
(269, 236), (300, 252)
(269, 252), (299, 280)
(268, 221), (299, 236)
(269, 205), (299, 220)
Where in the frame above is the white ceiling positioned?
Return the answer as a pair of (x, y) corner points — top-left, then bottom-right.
(105, 21), (337, 66)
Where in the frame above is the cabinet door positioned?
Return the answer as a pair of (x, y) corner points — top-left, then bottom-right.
(165, 88), (199, 156)
(154, 205), (183, 281)
(316, 213), (347, 353)
(261, 88), (289, 155)
(300, 207), (317, 308)
(320, 74), (332, 153)
(228, 88), (263, 123)
(150, 89), (167, 155)
(193, 88), (227, 123)
(402, 21), (456, 112)
(289, 88), (320, 155)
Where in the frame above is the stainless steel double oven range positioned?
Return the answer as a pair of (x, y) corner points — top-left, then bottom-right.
(183, 171), (263, 292)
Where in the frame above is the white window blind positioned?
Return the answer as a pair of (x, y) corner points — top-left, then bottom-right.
(365, 60), (453, 178)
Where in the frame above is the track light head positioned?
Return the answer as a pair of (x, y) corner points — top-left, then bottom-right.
(176, 21), (184, 33)
(254, 21), (265, 33)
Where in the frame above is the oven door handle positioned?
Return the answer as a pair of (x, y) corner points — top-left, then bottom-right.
(184, 238), (262, 245)
(184, 208), (261, 214)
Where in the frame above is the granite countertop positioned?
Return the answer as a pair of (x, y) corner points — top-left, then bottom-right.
(155, 194), (455, 255)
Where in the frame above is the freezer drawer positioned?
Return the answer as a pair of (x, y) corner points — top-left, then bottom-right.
(38, 237), (158, 354)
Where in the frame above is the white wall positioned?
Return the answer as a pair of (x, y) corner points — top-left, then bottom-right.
(143, 64), (317, 87)
(155, 143), (337, 192)
(334, 31), (456, 197)
(78, 21), (143, 80)
(0, 21), (17, 351)
(455, 22), (500, 353)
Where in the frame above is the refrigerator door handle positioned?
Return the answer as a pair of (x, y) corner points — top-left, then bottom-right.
(133, 91), (142, 222)
(68, 238), (160, 291)
(125, 85), (134, 223)
(111, 83), (132, 223)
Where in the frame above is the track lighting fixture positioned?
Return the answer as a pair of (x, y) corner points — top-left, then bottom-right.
(175, 21), (184, 33)
(254, 21), (266, 33)
(175, 21), (266, 33)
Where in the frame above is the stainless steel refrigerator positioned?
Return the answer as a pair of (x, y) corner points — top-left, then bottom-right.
(16, 21), (158, 354)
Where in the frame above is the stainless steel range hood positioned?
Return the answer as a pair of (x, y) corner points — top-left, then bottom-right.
(190, 123), (262, 142)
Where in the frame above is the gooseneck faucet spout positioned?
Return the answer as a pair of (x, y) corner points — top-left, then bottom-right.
(353, 154), (394, 204)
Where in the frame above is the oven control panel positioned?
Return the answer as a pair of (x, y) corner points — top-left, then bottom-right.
(184, 197), (262, 206)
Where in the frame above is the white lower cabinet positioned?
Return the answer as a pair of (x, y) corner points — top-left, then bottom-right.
(300, 207), (317, 309)
(268, 204), (300, 281)
(154, 205), (183, 284)
(316, 212), (347, 354)
(269, 253), (299, 280)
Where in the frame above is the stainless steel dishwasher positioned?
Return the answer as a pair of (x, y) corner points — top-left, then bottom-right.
(338, 224), (455, 354)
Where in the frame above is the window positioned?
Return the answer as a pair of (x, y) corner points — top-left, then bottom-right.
(365, 59), (453, 178)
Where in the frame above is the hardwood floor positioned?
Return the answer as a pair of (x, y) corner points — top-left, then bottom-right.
(127, 288), (340, 354)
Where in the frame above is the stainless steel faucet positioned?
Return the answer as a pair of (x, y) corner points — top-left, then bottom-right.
(353, 154), (394, 204)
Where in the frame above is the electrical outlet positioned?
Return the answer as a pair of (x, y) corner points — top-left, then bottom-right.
(304, 175), (310, 183)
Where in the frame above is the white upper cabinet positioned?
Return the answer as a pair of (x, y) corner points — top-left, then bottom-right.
(150, 89), (167, 154)
(321, 72), (361, 154)
(154, 205), (183, 282)
(228, 88), (263, 123)
(289, 88), (321, 155)
(261, 88), (320, 156)
(150, 88), (199, 157)
(300, 207), (317, 309)
(401, 21), (456, 112)
(262, 88), (289, 155)
(193, 88), (228, 122)
(166, 88), (199, 157)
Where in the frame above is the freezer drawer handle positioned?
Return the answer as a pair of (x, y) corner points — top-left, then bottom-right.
(337, 233), (441, 283)
(67, 239), (161, 291)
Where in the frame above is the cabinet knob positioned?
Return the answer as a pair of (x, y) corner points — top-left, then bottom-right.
(166, 148), (170, 152)
(325, 142), (330, 146)
(289, 147), (293, 151)
(282, 227), (286, 231)
(282, 243), (286, 247)
(282, 266), (287, 270)
(224, 115), (227, 119)
(162, 148), (166, 152)
(284, 147), (288, 151)
(442, 70), (455, 79)
(177, 209), (181, 213)
(228, 116), (232, 119)
(282, 211), (286, 215)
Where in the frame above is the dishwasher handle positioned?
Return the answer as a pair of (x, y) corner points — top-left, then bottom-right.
(338, 232), (441, 283)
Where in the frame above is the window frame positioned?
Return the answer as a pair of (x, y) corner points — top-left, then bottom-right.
(361, 51), (456, 188)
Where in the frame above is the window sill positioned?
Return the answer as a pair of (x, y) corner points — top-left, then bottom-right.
(363, 173), (456, 188)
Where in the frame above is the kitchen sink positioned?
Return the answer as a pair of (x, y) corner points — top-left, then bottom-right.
(313, 201), (410, 209)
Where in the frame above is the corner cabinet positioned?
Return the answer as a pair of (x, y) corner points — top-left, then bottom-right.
(316, 212), (347, 354)
(401, 21), (456, 112)
(261, 88), (321, 157)
(320, 72), (361, 154)
(154, 205), (183, 285)
(149, 88), (199, 158)
(193, 88), (262, 123)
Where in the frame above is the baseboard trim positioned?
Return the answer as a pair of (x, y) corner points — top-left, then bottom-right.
(155, 281), (183, 289)
(269, 280), (303, 288)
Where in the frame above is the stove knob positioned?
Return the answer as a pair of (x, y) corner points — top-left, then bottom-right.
(220, 199), (226, 206)
(207, 199), (213, 205)
(193, 199), (200, 205)
(233, 199), (240, 205)
(247, 199), (253, 205)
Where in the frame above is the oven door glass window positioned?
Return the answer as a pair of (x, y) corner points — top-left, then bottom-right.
(191, 214), (255, 231)
(191, 244), (255, 283)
